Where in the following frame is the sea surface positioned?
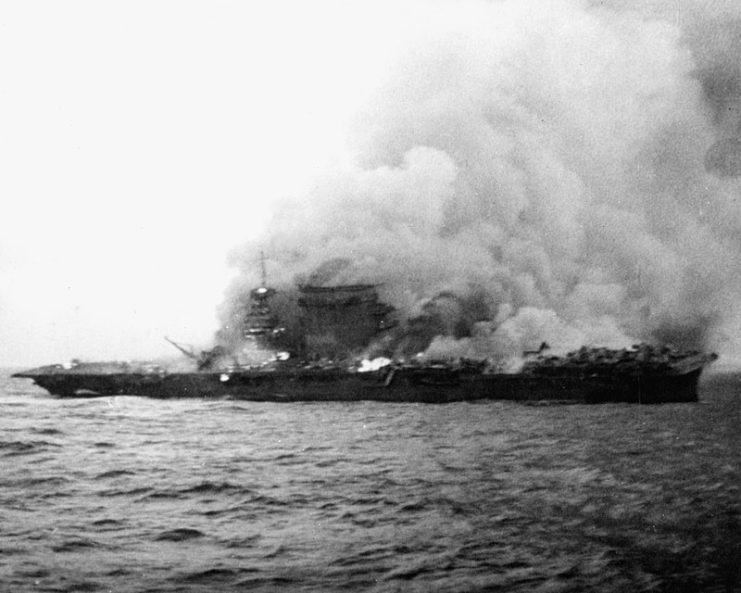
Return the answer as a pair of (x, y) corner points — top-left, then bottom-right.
(1, 370), (739, 593)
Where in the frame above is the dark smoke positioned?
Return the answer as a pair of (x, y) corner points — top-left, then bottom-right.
(221, 0), (741, 364)
(598, 1), (741, 178)
(705, 138), (741, 177)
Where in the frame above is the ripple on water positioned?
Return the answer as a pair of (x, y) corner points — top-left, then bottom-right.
(1, 374), (740, 593)
(0, 440), (61, 457)
(154, 528), (206, 542)
(93, 469), (135, 480)
(51, 537), (105, 553)
(181, 567), (259, 584)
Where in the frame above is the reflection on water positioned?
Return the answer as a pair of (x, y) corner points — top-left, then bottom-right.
(1, 372), (739, 592)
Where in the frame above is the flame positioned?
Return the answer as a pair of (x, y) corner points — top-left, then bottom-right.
(357, 357), (392, 373)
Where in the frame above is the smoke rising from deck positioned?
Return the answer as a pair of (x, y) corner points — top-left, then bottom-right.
(223, 0), (741, 362)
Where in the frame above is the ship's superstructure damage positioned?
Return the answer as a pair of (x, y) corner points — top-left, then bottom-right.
(297, 284), (395, 359)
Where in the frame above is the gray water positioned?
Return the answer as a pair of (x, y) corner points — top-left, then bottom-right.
(1, 371), (739, 593)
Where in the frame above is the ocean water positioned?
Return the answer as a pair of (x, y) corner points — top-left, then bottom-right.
(1, 371), (739, 593)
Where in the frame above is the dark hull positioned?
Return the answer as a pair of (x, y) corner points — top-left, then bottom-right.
(13, 365), (706, 404)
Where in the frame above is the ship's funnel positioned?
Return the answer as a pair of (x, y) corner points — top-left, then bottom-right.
(704, 137), (741, 177)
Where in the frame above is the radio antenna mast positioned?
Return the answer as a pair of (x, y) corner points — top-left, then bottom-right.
(260, 251), (267, 286)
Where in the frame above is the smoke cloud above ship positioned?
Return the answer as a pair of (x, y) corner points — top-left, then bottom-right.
(223, 0), (741, 362)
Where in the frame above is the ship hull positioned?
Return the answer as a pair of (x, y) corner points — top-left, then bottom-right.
(13, 365), (707, 404)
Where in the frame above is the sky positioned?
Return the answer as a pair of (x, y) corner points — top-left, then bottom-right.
(0, 1), (408, 366)
(3, 0), (741, 368)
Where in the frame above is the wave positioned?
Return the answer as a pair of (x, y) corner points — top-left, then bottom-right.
(180, 480), (246, 495)
(135, 481), (252, 501)
(97, 486), (152, 498)
(91, 518), (124, 527)
(2, 475), (70, 488)
(182, 567), (259, 583)
(51, 537), (103, 553)
(262, 544), (288, 558)
(154, 528), (206, 542)
(30, 427), (64, 436)
(93, 469), (136, 480)
(0, 440), (60, 456)
(221, 534), (262, 548)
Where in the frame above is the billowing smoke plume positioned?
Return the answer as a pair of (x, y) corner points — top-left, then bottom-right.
(223, 0), (741, 364)
(604, 0), (741, 176)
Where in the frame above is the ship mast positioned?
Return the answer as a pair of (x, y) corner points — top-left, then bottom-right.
(260, 250), (267, 288)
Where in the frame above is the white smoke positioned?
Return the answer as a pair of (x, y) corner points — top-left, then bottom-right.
(225, 0), (741, 363)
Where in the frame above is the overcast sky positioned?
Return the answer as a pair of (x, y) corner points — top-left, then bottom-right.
(0, 1), (413, 366)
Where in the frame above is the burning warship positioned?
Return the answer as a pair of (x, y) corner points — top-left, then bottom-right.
(12, 259), (718, 404)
